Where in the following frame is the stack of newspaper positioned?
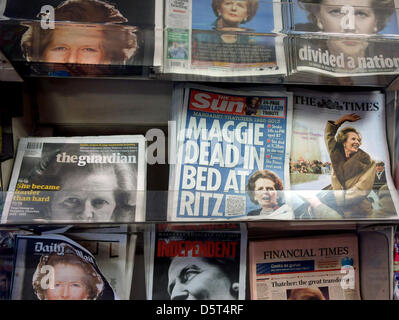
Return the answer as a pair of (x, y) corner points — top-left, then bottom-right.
(146, 223), (247, 300)
(10, 228), (137, 300)
(163, 0), (286, 77)
(167, 83), (293, 221)
(249, 234), (360, 300)
(290, 89), (399, 220)
(2, 135), (146, 223)
(0, 0), (164, 76)
(168, 84), (399, 221)
(288, 0), (399, 77)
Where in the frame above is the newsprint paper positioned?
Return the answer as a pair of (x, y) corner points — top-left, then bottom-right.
(249, 234), (360, 300)
(289, 0), (399, 77)
(0, 0), (164, 72)
(10, 234), (118, 300)
(148, 223), (247, 300)
(290, 89), (399, 220)
(2, 135), (146, 223)
(66, 230), (137, 300)
(163, 0), (286, 77)
(168, 84), (293, 221)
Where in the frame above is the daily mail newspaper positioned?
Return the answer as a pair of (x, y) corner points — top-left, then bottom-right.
(44, 225), (136, 299)
(10, 234), (118, 300)
(67, 231), (137, 300)
(168, 84), (293, 221)
(163, 0), (286, 77)
(289, 0), (399, 77)
(2, 135), (146, 223)
(148, 223), (247, 300)
(290, 89), (399, 220)
(249, 234), (360, 300)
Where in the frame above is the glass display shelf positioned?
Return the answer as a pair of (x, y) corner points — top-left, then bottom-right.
(0, 190), (398, 227)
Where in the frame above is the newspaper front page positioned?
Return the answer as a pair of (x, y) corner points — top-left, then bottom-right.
(3, 135), (146, 223)
(163, 0), (286, 77)
(249, 234), (360, 300)
(168, 84), (293, 221)
(10, 234), (118, 300)
(67, 231), (136, 300)
(290, 89), (399, 220)
(148, 223), (247, 300)
(289, 1), (399, 76)
(0, 0), (163, 76)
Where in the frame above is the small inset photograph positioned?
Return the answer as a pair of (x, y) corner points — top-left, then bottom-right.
(287, 287), (330, 300)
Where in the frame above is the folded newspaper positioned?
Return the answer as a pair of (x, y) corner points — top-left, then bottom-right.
(290, 0), (399, 37)
(148, 223), (247, 300)
(66, 230), (137, 300)
(163, 0), (286, 77)
(0, 0), (163, 76)
(10, 234), (118, 300)
(3, 135), (146, 223)
(290, 89), (399, 220)
(249, 234), (360, 300)
(168, 84), (293, 221)
(289, 0), (399, 77)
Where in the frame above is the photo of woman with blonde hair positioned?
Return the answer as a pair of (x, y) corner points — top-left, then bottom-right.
(10, 236), (117, 300)
(211, 0), (259, 31)
(32, 243), (105, 300)
(246, 169), (293, 219)
(325, 113), (376, 218)
(188, 0), (281, 74)
(20, 0), (138, 65)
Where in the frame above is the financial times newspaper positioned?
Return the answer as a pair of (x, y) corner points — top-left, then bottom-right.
(3, 135), (146, 223)
(290, 89), (399, 220)
(249, 234), (360, 300)
(10, 234), (118, 300)
(168, 84), (293, 221)
(289, 0), (399, 76)
(163, 0), (286, 77)
(148, 223), (247, 300)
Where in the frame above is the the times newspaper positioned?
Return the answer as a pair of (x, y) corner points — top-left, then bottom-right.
(2, 135), (146, 223)
(163, 0), (286, 77)
(148, 223), (247, 300)
(0, 0), (163, 76)
(168, 84), (293, 221)
(10, 234), (118, 300)
(289, 0), (399, 77)
(290, 89), (399, 220)
(249, 234), (360, 300)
